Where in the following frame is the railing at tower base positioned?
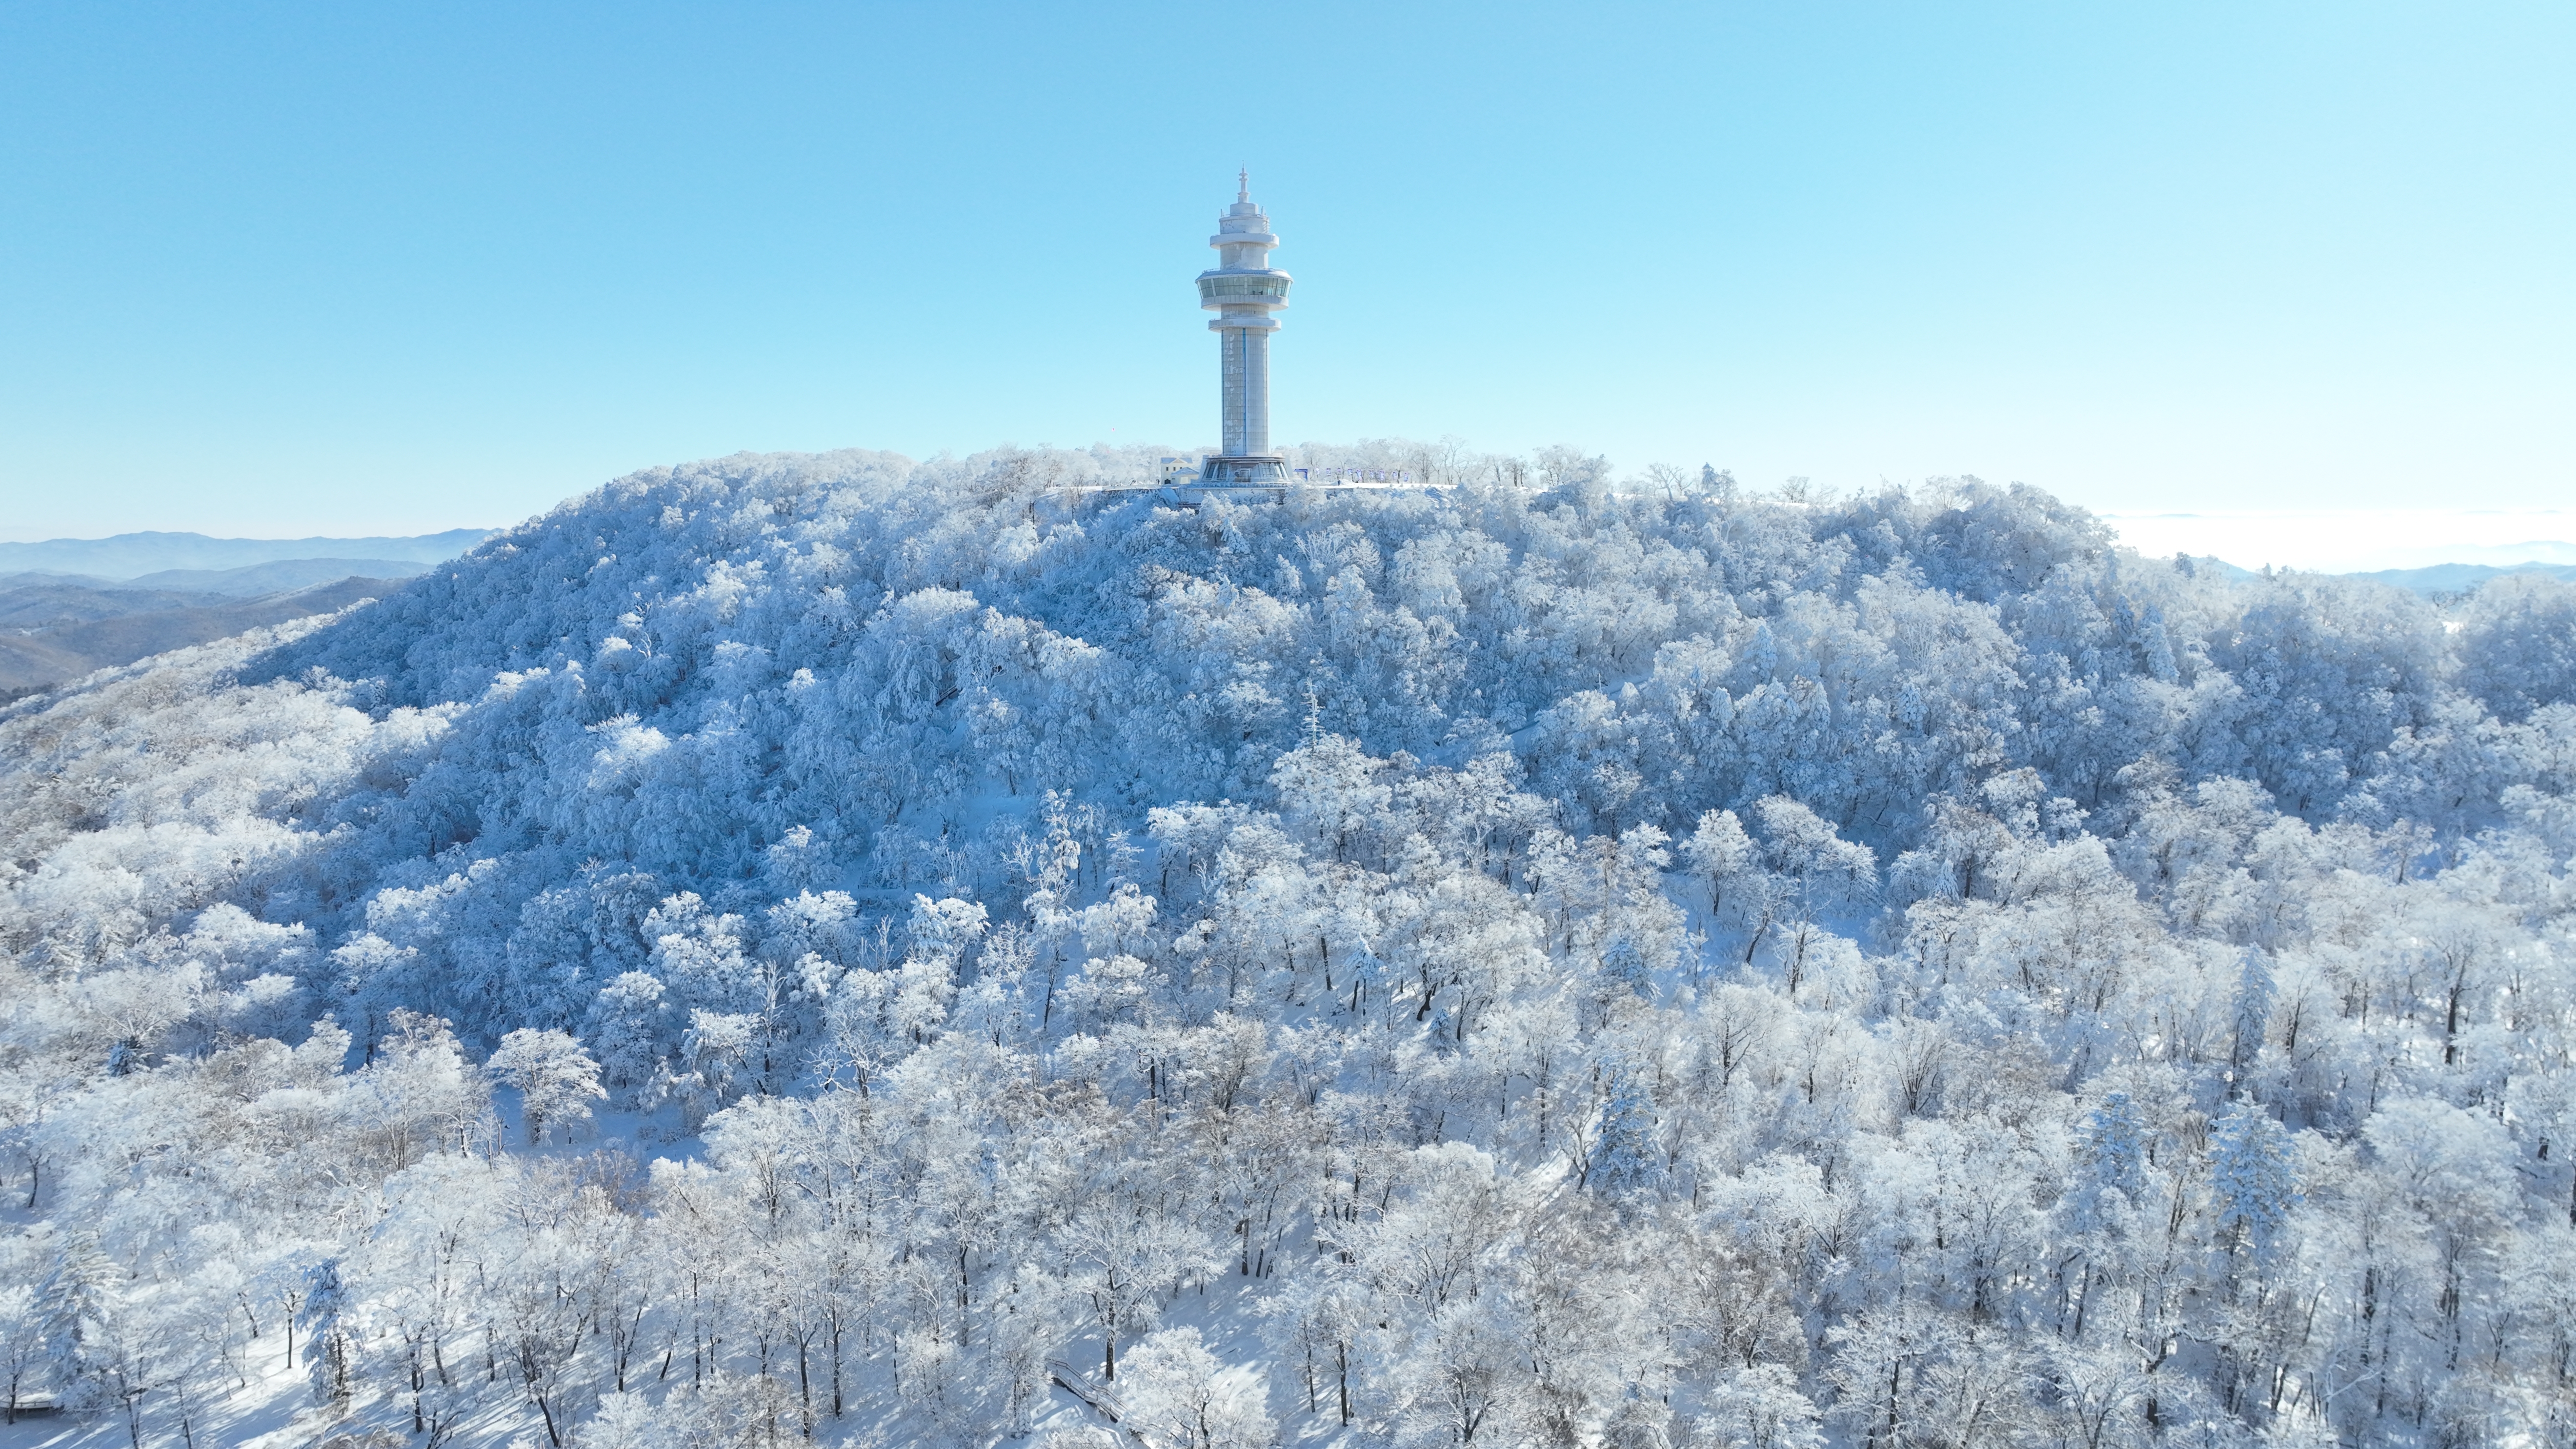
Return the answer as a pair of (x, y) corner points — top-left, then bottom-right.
(1156, 457), (1420, 488)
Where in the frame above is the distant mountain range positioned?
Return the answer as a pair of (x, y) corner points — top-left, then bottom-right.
(2341, 561), (2576, 594)
(0, 528), (490, 581)
(2169, 553), (2576, 595)
(0, 531), (488, 701)
(130, 558), (451, 595)
(0, 573), (412, 702)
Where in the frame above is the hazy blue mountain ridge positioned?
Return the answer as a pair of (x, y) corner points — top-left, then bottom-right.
(0, 572), (409, 698)
(2344, 560), (2576, 594)
(121, 557), (437, 594)
(0, 526), (489, 580)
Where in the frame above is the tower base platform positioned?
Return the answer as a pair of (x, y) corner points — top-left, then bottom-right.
(1197, 455), (1288, 485)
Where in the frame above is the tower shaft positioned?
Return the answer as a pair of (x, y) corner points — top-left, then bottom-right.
(1220, 325), (1271, 456)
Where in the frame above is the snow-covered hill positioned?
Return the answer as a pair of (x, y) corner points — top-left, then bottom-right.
(3, 443), (2573, 1448)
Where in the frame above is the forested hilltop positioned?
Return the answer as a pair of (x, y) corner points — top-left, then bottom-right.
(4, 443), (2574, 1449)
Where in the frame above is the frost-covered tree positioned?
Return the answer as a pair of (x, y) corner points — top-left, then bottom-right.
(1588, 1067), (1662, 1202)
(0, 444), (2568, 1446)
(34, 1233), (122, 1415)
(485, 1027), (606, 1145)
(298, 1259), (351, 1403)
(2209, 1102), (2298, 1268)
(1118, 1326), (1274, 1449)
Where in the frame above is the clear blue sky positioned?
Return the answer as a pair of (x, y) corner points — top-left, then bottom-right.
(2, 1), (2568, 540)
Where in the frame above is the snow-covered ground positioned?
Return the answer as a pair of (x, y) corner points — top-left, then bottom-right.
(0, 1353), (347, 1449)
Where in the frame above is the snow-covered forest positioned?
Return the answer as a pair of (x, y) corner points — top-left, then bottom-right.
(4, 443), (2574, 1449)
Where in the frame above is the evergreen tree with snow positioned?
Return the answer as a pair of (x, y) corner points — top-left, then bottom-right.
(2210, 1102), (2298, 1269)
(299, 1258), (352, 1403)
(33, 1234), (121, 1414)
(1590, 1067), (1663, 1202)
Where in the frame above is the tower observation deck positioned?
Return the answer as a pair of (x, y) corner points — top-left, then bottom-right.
(1196, 173), (1290, 484)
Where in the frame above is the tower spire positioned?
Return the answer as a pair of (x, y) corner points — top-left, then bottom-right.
(1195, 175), (1289, 484)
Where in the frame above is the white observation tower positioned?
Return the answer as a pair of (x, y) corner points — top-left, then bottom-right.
(1196, 172), (1290, 484)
